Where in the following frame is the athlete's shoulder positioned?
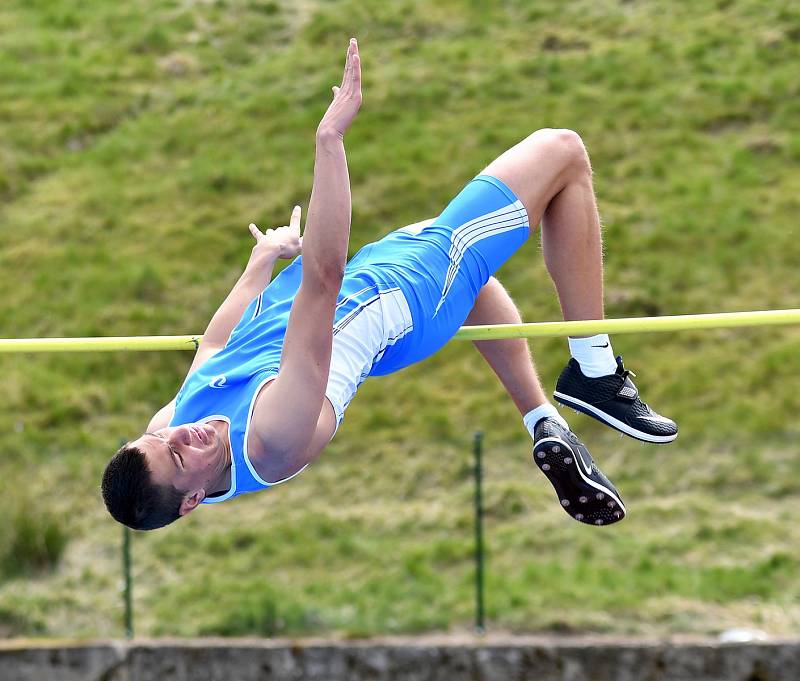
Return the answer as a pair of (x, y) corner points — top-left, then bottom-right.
(148, 399), (176, 431)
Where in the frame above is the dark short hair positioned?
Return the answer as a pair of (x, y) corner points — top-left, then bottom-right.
(101, 444), (185, 531)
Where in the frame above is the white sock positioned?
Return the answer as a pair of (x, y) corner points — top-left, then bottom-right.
(568, 334), (617, 377)
(523, 403), (569, 441)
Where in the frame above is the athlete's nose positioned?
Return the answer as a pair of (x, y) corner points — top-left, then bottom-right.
(169, 426), (190, 447)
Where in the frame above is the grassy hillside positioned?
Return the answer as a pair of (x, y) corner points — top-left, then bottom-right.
(0, 0), (799, 637)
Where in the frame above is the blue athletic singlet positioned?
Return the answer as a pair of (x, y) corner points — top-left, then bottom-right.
(170, 174), (530, 504)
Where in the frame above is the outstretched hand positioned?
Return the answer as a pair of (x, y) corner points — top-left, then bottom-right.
(248, 205), (303, 266)
(317, 38), (362, 139)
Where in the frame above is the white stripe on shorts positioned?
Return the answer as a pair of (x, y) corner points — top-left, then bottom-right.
(433, 201), (527, 315)
(326, 287), (413, 425)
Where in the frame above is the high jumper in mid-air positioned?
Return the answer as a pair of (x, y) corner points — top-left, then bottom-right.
(102, 38), (677, 531)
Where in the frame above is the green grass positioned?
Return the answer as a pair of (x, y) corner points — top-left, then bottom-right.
(0, 509), (69, 578)
(1, 0), (799, 638)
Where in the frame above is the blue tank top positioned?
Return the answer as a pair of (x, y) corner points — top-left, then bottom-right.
(169, 252), (413, 505)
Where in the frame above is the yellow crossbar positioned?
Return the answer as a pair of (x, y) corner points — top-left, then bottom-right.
(454, 308), (800, 341)
(0, 335), (203, 354)
(1, 309), (799, 354)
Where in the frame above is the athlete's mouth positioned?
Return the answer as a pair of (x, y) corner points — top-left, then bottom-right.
(190, 426), (207, 445)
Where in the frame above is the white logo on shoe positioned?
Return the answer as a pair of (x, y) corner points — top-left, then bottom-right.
(640, 414), (673, 425)
(209, 375), (227, 388)
(578, 452), (594, 477)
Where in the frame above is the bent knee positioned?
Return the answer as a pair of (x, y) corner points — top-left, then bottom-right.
(531, 127), (590, 174)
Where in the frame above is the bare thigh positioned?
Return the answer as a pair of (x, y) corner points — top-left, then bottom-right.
(480, 128), (589, 231)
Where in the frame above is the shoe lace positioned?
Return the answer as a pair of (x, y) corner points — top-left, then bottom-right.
(616, 355), (637, 379)
(617, 355), (646, 407)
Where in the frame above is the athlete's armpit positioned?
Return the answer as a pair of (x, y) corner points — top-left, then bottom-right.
(186, 342), (222, 377)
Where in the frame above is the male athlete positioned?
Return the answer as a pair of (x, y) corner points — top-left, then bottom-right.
(102, 39), (677, 531)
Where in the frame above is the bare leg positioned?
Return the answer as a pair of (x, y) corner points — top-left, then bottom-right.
(541, 158), (603, 321)
(464, 276), (548, 416)
(482, 128), (604, 322)
(478, 130), (677, 446)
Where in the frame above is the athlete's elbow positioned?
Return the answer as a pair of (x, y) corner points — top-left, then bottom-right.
(306, 261), (344, 296)
(323, 261), (345, 286)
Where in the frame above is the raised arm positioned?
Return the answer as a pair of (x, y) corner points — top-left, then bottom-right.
(250, 39), (362, 471)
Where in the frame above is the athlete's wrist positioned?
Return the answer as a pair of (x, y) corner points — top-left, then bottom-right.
(245, 245), (280, 271)
(240, 261), (274, 290)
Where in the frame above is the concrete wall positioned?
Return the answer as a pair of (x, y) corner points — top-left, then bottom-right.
(0, 636), (798, 681)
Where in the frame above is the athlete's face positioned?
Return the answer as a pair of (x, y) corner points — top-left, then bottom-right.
(131, 422), (226, 515)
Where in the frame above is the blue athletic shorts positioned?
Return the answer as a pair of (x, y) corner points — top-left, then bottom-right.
(351, 174), (531, 376)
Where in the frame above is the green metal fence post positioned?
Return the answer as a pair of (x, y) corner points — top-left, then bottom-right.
(118, 437), (134, 639)
(473, 431), (485, 634)
(123, 525), (133, 638)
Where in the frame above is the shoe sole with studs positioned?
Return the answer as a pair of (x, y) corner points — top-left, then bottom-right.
(532, 437), (626, 526)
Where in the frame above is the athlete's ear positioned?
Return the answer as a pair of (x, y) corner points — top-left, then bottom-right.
(179, 489), (206, 516)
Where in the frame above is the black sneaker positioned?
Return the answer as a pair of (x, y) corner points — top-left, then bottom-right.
(533, 418), (626, 526)
(553, 356), (678, 444)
